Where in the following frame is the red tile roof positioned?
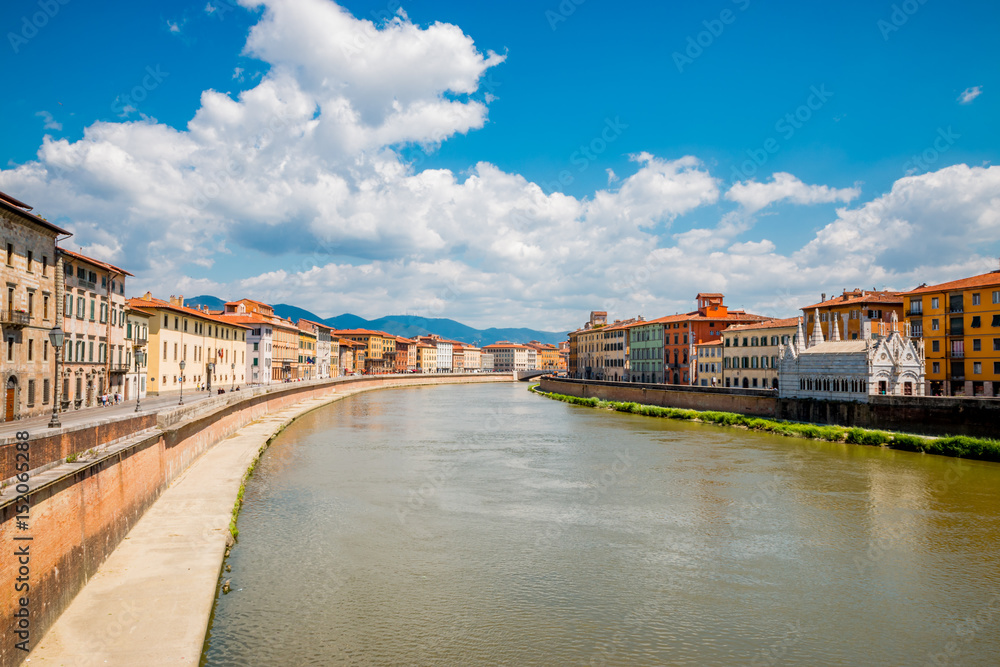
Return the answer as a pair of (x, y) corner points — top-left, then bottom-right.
(800, 290), (903, 310)
(0, 190), (71, 236)
(899, 271), (1000, 296)
(724, 317), (801, 332)
(59, 247), (133, 277)
(127, 296), (251, 328)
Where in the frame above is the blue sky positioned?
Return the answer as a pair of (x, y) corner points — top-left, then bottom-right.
(1, 0), (998, 329)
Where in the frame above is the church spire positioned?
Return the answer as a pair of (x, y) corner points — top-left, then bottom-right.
(794, 316), (806, 354)
(810, 308), (825, 347)
(830, 312), (841, 342)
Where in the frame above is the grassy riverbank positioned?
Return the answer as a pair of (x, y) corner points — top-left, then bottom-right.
(529, 385), (1000, 463)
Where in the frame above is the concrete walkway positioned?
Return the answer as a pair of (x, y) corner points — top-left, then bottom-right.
(28, 389), (357, 666)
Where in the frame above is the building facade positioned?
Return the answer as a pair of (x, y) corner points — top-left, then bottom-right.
(900, 270), (1000, 396)
(721, 317), (799, 390)
(127, 294), (249, 395)
(0, 190), (68, 421)
(124, 307), (151, 403)
(334, 329), (394, 374)
(416, 342), (437, 372)
(800, 289), (904, 342)
(778, 314), (925, 401)
(58, 249), (132, 408)
(694, 340), (723, 387)
(483, 342), (533, 371)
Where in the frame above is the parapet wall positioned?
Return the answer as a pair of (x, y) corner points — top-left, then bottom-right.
(539, 377), (1000, 439)
(0, 373), (511, 667)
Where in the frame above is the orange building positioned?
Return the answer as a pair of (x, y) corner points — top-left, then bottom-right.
(900, 270), (1000, 396)
(332, 329), (394, 374)
(527, 341), (561, 370)
(800, 289), (904, 342)
(659, 294), (769, 385)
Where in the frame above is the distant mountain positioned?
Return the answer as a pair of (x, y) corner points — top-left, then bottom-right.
(271, 303), (324, 323)
(325, 314), (566, 346)
(180, 296), (566, 345)
(184, 295), (226, 311)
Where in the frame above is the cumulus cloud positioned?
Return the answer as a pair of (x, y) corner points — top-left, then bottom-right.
(0, 0), (995, 330)
(726, 172), (860, 213)
(958, 85), (982, 104)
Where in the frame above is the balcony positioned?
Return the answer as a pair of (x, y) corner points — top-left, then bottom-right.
(948, 350), (965, 359)
(906, 309), (923, 317)
(949, 328), (965, 337)
(0, 311), (30, 328)
(110, 363), (131, 373)
(948, 306), (964, 314)
(132, 337), (147, 347)
(76, 279), (97, 292)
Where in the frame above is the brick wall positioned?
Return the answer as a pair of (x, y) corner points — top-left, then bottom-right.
(0, 373), (510, 667)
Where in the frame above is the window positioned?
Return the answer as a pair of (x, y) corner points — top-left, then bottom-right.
(6, 337), (12, 361)
(164, 315), (169, 326)
(973, 339), (981, 352)
(88, 341), (94, 362)
(26, 250), (32, 272)
(111, 308), (116, 325)
(27, 339), (33, 361)
(995, 362), (1000, 375)
(994, 291), (1000, 304)
(27, 380), (35, 406)
(972, 293), (981, 306)
(77, 266), (85, 279)
(5, 243), (12, 265)
(933, 362), (940, 374)
(931, 319), (940, 331)
(164, 341), (168, 360)
(27, 292), (33, 316)
(43, 379), (49, 405)
(43, 294), (49, 320)
(932, 340), (940, 352)
(173, 343), (178, 361)
(43, 340), (48, 361)
(89, 299), (95, 321)
(992, 315), (1000, 327)
(973, 362), (982, 375)
(971, 316), (981, 328)
(931, 297), (939, 309)
(65, 294), (73, 317)
(100, 303), (107, 323)
(994, 339), (1000, 352)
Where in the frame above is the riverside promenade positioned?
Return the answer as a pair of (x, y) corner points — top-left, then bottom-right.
(8, 373), (512, 667)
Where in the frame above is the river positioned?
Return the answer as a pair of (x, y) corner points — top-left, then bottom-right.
(201, 383), (1000, 666)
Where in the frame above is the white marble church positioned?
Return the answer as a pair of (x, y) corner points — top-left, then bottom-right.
(778, 310), (925, 402)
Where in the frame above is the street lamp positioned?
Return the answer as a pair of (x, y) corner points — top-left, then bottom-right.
(133, 345), (144, 412)
(47, 326), (65, 429)
(179, 359), (186, 405)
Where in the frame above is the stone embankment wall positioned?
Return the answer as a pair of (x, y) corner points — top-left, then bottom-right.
(539, 377), (778, 417)
(539, 377), (1000, 439)
(0, 373), (511, 667)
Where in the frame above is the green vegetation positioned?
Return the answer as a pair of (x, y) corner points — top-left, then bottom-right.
(65, 453), (78, 463)
(528, 385), (1000, 462)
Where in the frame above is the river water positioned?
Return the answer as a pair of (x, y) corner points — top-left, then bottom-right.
(201, 383), (1000, 666)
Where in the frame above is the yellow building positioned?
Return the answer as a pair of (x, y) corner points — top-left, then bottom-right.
(296, 327), (317, 380)
(127, 294), (249, 395)
(800, 289), (904, 341)
(901, 270), (1000, 396)
(721, 317), (800, 389)
(694, 340), (723, 387)
(333, 329), (394, 373)
(527, 341), (561, 370)
(416, 342), (437, 372)
(271, 318), (299, 382)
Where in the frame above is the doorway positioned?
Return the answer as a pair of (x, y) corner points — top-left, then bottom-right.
(4, 376), (17, 421)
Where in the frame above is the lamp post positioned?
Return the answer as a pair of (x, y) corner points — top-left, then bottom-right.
(179, 359), (186, 405)
(231, 362), (236, 391)
(48, 326), (65, 429)
(133, 345), (144, 412)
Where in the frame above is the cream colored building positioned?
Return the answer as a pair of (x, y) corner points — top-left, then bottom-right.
(0, 190), (66, 421)
(462, 345), (481, 372)
(694, 340), (723, 387)
(722, 317), (800, 389)
(124, 307), (151, 402)
(58, 249), (132, 408)
(127, 294), (249, 396)
(416, 342), (437, 372)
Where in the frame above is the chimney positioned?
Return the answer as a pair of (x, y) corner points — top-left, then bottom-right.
(821, 293), (826, 302)
(143, 291), (152, 300)
(169, 295), (184, 307)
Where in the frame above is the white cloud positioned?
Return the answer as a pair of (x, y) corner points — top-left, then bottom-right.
(726, 172), (860, 213)
(167, 20), (181, 33)
(958, 86), (982, 104)
(0, 0), (995, 331)
(35, 111), (62, 131)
